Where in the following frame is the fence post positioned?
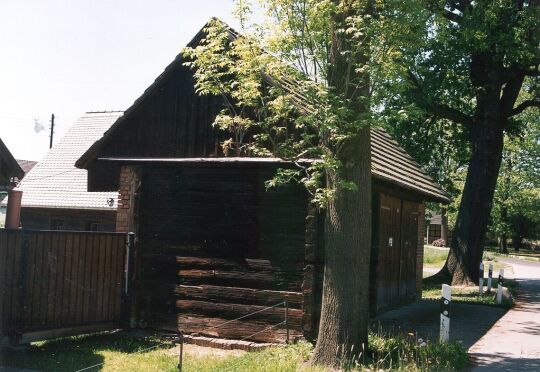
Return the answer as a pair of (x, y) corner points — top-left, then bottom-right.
(440, 284), (451, 342)
(496, 268), (504, 305)
(479, 262), (484, 295)
(487, 264), (493, 293)
(122, 232), (136, 328)
(177, 331), (184, 372)
(284, 300), (289, 344)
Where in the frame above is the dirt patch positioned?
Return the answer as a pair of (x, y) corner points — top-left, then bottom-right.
(164, 343), (247, 358)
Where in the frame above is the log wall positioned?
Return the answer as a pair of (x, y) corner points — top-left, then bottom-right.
(136, 164), (308, 343)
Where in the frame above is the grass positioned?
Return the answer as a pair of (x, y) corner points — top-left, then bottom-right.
(422, 275), (518, 308)
(0, 330), (469, 371)
(423, 246), (507, 274)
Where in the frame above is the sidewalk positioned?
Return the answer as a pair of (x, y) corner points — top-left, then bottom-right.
(468, 258), (540, 371)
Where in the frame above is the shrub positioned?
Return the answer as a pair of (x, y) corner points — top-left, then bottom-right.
(432, 238), (447, 247)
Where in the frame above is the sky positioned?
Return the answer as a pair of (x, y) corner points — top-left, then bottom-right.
(0, 0), (245, 161)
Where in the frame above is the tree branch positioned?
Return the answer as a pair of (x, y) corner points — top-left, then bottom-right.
(511, 100), (540, 116)
(432, 103), (474, 127)
(442, 9), (463, 23)
(407, 70), (473, 127)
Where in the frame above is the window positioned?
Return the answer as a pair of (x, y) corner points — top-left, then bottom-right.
(50, 219), (64, 230)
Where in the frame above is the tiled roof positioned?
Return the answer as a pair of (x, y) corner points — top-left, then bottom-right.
(12, 112), (122, 210)
(371, 128), (450, 203)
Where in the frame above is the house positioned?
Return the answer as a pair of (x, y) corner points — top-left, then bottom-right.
(0, 139), (24, 227)
(0, 160), (36, 226)
(76, 22), (450, 343)
(8, 112), (121, 231)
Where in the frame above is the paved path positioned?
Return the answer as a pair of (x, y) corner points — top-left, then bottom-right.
(469, 257), (540, 371)
(375, 299), (507, 350)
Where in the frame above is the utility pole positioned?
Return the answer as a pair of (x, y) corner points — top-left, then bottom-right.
(49, 113), (55, 149)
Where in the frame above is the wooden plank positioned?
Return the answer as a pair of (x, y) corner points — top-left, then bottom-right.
(46, 233), (58, 328)
(53, 233), (67, 327)
(172, 284), (303, 308)
(61, 234), (74, 325)
(68, 233), (81, 326)
(75, 233), (87, 325)
(82, 234), (94, 324)
(37, 233), (49, 328)
(176, 300), (302, 328)
(0, 230), (8, 336)
(102, 234), (112, 321)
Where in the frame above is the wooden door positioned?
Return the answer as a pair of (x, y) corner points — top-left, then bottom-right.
(376, 194), (402, 310)
(399, 201), (419, 301)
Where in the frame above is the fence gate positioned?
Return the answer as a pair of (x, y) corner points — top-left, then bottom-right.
(0, 229), (129, 345)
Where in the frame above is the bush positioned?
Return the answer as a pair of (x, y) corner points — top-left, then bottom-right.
(432, 239), (447, 247)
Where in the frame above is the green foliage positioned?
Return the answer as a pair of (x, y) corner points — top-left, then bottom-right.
(181, 1), (428, 207)
(491, 117), (540, 243)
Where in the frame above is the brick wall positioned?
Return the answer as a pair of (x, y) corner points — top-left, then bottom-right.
(116, 165), (133, 233)
(416, 202), (425, 298)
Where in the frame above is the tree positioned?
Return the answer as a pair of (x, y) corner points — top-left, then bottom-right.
(183, 0), (417, 367)
(384, 0), (540, 285)
(491, 114), (540, 252)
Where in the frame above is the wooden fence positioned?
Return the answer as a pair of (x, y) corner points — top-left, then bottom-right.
(0, 229), (129, 344)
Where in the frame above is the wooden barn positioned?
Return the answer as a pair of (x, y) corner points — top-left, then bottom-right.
(0, 138), (24, 191)
(76, 22), (450, 343)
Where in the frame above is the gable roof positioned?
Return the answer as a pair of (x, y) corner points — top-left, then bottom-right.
(76, 20), (450, 204)
(11, 112), (122, 210)
(0, 138), (24, 190)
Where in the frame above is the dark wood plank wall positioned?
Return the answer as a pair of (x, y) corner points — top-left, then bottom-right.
(0, 230), (126, 339)
(100, 66), (225, 160)
(138, 165), (307, 343)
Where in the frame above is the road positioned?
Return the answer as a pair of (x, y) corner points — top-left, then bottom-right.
(468, 257), (540, 371)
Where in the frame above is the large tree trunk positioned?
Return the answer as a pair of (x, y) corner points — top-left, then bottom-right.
(311, 128), (372, 366)
(311, 1), (373, 366)
(441, 115), (504, 285)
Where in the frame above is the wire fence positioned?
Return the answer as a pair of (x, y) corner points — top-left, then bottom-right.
(73, 300), (290, 372)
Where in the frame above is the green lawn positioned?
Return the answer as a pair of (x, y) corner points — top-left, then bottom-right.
(422, 275), (518, 308)
(1, 330), (468, 371)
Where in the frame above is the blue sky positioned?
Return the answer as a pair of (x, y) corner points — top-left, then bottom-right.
(0, 0), (244, 161)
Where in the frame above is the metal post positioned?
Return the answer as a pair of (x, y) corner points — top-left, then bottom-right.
(177, 331), (184, 371)
(285, 300), (289, 344)
(122, 232), (136, 328)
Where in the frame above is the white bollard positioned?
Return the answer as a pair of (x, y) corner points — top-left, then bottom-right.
(496, 268), (505, 304)
(479, 262), (484, 295)
(440, 284), (451, 342)
(487, 264), (493, 293)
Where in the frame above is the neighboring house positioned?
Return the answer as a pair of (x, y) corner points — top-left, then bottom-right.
(426, 212), (452, 245)
(76, 21), (450, 343)
(17, 159), (37, 176)
(6, 112), (121, 231)
(0, 139), (24, 227)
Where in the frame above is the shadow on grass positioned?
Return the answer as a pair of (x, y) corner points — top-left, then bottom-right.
(0, 331), (167, 372)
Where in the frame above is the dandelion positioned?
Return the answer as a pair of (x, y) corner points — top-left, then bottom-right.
(420, 342), (427, 347)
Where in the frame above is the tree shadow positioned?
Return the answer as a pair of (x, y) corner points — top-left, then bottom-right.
(0, 330), (170, 372)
